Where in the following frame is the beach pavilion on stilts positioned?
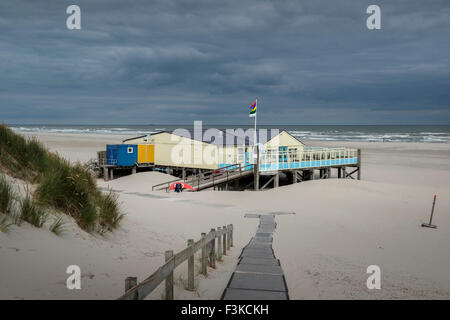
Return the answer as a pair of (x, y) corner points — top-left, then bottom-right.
(98, 99), (361, 191)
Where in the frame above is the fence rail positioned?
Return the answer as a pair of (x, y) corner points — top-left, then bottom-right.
(118, 224), (234, 300)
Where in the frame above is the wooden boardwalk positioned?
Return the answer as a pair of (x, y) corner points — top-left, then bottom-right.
(221, 214), (289, 300)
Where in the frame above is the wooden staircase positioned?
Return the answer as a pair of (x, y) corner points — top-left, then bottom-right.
(152, 163), (254, 192)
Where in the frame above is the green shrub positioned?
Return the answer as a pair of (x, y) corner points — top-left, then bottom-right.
(20, 194), (47, 228)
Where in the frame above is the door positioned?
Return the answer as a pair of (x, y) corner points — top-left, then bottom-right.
(147, 145), (154, 163)
(137, 144), (155, 163)
(279, 147), (287, 162)
(107, 145), (118, 165)
(138, 145), (147, 163)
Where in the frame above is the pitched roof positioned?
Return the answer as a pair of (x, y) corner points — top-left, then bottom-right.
(122, 129), (303, 146)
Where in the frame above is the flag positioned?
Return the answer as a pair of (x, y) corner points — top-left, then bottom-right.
(249, 100), (257, 117)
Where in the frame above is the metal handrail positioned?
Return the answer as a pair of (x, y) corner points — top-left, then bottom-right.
(192, 163), (254, 191)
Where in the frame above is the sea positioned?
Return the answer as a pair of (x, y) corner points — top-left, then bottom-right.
(9, 125), (450, 143)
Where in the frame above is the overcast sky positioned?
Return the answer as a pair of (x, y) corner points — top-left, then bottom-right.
(0, 0), (449, 125)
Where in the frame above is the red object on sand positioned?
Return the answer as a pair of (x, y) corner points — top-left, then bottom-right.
(169, 182), (195, 191)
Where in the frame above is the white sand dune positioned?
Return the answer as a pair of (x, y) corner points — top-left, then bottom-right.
(1, 132), (450, 299)
(0, 170), (257, 299)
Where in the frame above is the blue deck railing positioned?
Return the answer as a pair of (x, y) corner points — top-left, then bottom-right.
(258, 157), (358, 171)
(219, 147), (359, 172)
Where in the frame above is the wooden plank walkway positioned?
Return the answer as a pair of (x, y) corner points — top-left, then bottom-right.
(221, 214), (289, 300)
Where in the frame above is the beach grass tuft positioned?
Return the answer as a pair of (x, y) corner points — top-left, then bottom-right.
(20, 194), (47, 228)
(49, 216), (67, 235)
(98, 191), (124, 231)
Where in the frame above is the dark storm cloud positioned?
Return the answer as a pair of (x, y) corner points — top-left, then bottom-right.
(0, 0), (449, 124)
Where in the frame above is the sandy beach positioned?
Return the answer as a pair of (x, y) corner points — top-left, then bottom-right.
(1, 132), (450, 299)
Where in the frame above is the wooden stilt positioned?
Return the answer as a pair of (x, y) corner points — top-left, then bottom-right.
(103, 167), (109, 181)
(254, 146), (260, 191)
(357, 149), (361, 180)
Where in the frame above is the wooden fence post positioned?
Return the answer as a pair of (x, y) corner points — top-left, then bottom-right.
(165, 250), (174, 300)
(209, 228), (216, 269)
(125, 276), (138, 300)
(230, 224), (234, 247)
(226, 225), (231, 250)
(201, 233), (207, 276)
(222, 225), (227, 256)
(187, 239), (195, 291)
(217, 227), (223, 261)
(117, 222), (235, 301)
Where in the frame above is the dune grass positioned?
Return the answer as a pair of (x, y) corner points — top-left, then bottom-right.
(0, 175), (14, 214)
(19, 194), (48, 228)
(98, 191), (124, 231)
(0, 215), (13, 233)
(35, 159), (99, 230)
(49, 216), (67, 235)
(0, 124), (123, 232)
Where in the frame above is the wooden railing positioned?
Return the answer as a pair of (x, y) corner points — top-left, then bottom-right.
(118, 224), (234, 300)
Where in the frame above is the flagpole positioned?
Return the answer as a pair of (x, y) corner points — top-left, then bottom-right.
(254, 97), (258, 162)
(253, 98), (258, 146)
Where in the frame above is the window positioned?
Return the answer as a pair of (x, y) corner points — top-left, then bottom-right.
(288, 148), (298, 161)
(127, 147), (133, 154)
(237, 147), (244, 163)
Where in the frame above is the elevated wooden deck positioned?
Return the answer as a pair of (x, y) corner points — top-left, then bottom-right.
(105, 147), (361, 191)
